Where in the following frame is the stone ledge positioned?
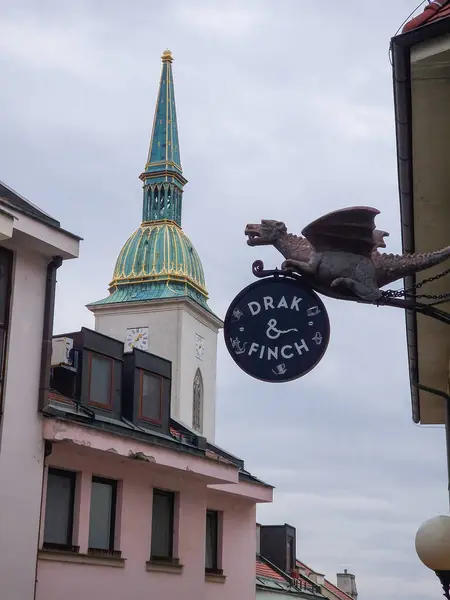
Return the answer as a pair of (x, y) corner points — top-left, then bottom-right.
(146, 560), (184, 574)
(205, 572), (226, 583)
(38, 549), (125, 568)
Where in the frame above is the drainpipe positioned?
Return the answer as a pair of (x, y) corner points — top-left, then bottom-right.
(38, 256), (63, 411)
(34, 255), (62, 600)
(33, 441), (53, 600)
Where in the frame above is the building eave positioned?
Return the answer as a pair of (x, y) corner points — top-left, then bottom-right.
(391, 34), (419, 422)
(42, 412), (240, 485)
(0, 183), (82, 242)
(87, 294), (223, 329)
(391, 17), (450, 423)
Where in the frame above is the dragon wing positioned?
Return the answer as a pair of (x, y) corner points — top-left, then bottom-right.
(301, 206), (380, 257)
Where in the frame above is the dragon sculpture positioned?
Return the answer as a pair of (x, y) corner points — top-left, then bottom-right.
(245, 206), (450, 302)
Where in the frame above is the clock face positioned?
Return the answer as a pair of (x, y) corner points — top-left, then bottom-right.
(125, 327), (149, 352)
(195, 334), (205, 360)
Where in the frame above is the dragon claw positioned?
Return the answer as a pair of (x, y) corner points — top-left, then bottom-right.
(281, 260), (294, 271)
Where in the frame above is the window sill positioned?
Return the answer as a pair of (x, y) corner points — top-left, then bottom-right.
(146, 559), (184, 574)
(88, 547), (122, 559)
(205, 571), (226, 583)
(39, 548), (125, 568)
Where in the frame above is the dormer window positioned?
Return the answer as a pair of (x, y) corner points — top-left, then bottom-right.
(139, 370), (162, 424)
(88, 353), (114, 409)
(122, 348), (171, 433)
(50, 328), (123, 418)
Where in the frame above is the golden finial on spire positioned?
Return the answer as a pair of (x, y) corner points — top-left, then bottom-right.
(161, 49), (173, 63)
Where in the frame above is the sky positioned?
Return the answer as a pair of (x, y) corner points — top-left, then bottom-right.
(0, 1), (448, 599)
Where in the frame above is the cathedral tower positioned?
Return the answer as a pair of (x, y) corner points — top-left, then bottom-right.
(88, 50), (222, 441)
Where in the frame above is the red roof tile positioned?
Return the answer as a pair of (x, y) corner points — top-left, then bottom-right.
(402, 0), (450, 33)
(296, 560), (353, 600)
(256, 559), (286, 581)
(324, 579), (354, 600)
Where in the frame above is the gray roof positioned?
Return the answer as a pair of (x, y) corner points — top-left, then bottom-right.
(0, 180), (82, 240)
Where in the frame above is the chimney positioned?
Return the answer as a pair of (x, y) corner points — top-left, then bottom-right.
(259, 524), (296, 574)
(310, 572), (325, 586)
(256, 523), (261, 555)
(337, 569), (358, 600)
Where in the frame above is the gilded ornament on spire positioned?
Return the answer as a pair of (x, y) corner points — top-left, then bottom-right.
(161, 49), (173, 62)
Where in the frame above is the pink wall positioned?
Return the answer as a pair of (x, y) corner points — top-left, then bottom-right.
(0, 249), (48, 600)
(36, 443), (259, 600)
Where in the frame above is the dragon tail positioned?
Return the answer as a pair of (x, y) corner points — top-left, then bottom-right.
(375, 246), (450, 288)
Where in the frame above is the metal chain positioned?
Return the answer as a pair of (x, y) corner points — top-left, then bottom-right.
(382, 267), (450, 300)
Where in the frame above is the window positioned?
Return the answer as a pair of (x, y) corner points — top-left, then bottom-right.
(151, 489), (175, 560)
(140, 370), (162, 424)
(88, 477), (117, 552)
(43, 468), (76, 549)
(0, 247), (12, 407)
(192, 369), (203, 432)
(205, 510), (220, 573)
(88, 353), (113, 408)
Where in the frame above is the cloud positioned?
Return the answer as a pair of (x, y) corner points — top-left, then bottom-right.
(175, 4), (266, 37)
(0, 2), (446, 600)
(0, 15), (97, 76)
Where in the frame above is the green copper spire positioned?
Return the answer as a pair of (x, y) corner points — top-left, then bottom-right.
(140, 50), (187, 226)
(88, 50), (213, 313)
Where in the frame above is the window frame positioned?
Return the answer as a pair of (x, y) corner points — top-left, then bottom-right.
(43, 467), (77, 551)
(87, 351), (114, 409)
(150, 488), (175, 562)
(88, 476), (118, 553)
(205, 509), (221, 574)
(138, 369), (163, 425)
(0, 247), (13, 412)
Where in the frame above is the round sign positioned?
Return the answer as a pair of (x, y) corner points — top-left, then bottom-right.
(224, 276), (330, 382)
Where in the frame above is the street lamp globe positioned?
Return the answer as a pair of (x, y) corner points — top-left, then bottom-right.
(415, 515), (450, 599)
(416, 516), (450, 570)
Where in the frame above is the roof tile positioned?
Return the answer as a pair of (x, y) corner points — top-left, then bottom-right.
(402, 0), (450, 33)
(256, 558), (286, 581)
(296, 560), (353, 600)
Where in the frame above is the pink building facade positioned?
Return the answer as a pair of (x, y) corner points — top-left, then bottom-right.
(0, 181), (80, 600)
(37, 412), (271, 600)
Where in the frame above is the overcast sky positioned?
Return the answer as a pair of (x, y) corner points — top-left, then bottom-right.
(1, 1), (447, 599)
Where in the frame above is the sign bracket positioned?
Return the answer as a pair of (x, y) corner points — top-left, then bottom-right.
(251, 261), (450, 326)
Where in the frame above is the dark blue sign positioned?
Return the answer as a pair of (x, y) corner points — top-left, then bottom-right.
(224, 276), (330, 382)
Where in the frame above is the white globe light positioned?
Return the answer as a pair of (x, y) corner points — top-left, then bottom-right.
(415, 516), (450, 571)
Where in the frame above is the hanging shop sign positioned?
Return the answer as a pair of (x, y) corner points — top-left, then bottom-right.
(224, 276), (330, 383)
(224, 205), (450, 382)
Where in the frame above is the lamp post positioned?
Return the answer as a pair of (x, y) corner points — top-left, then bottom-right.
(416, 515), (450, 599)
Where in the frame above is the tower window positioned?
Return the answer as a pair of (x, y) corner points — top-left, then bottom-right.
(192, 369), (203, 433)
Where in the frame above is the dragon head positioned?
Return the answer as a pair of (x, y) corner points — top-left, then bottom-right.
(245, 220), (287, 246)
(374, 229), (389, 249)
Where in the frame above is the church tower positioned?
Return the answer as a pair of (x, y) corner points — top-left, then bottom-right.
(88, 50), (222, 441)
